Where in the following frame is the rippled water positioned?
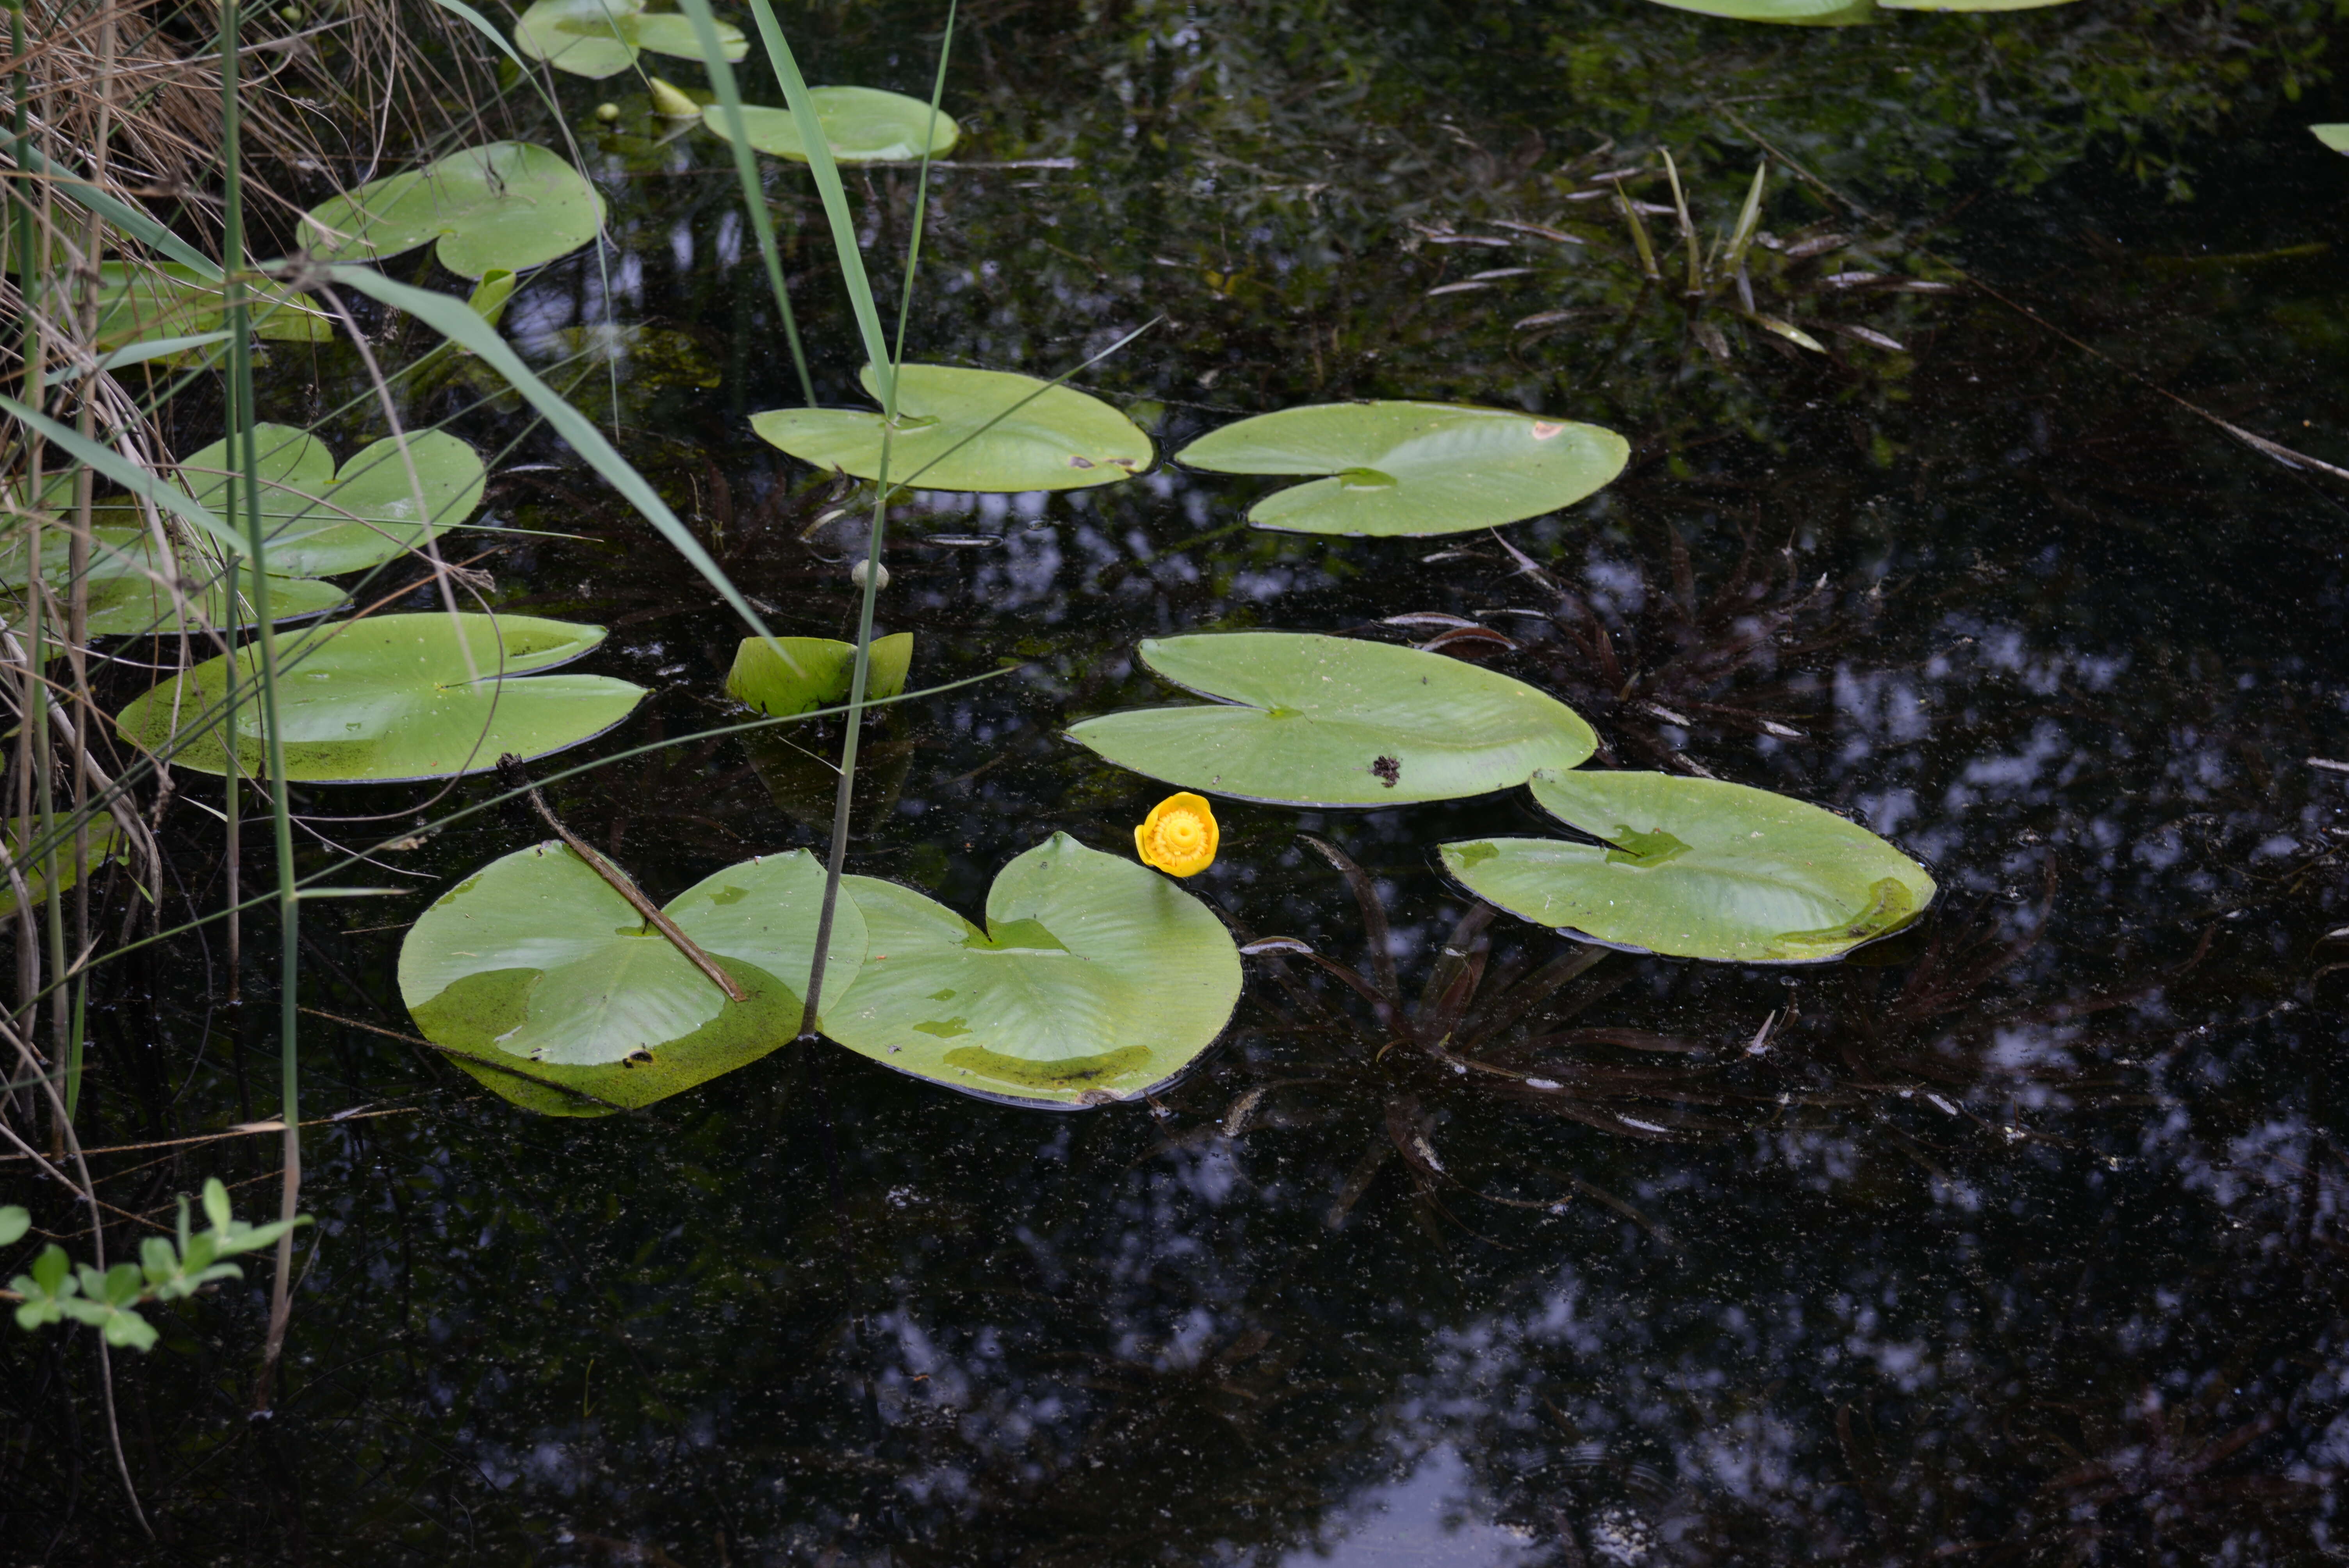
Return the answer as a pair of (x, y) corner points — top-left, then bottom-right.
(10, 2), (2349, 1563)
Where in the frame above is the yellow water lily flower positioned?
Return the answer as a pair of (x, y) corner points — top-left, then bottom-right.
(1135, 792), (1218, 877)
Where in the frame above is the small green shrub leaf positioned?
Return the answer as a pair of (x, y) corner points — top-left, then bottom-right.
(824, 833), (1242, 1109)
(699, 86), (960, 163)
(752, 364), (1152, 492)
(725, 632), (911, 715)
(114, 613), (644, 782)
(301, 142), (606, 278)
(1174, 402), (1628, 536)
(1439, 770), (1937, 963)
(399, 843), (864, 1113)
(0, 1206), (27, 1247)
(1066, 633), (1597, 807)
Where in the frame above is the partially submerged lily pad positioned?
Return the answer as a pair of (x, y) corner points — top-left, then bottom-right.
(92, 262), (328, 350)
(1065, 633), (1597, 807)
(513, 0), (745, 79)
(301, 143), (606, 278)
(1174, 402), (1628, 537)
(1440, 770), (1936, 963)
(114, 613), (644, 782)
(700, 87), (961, 164)
(824, 833), (1242, 1109)
(168, 424), (487, 577)
(2313, 125), (2349, 155)
(400, 843), (862, 1115)
(0, 814), (126, 918)
(752, 364), (1152, 492)
(726, 632), (911, 716)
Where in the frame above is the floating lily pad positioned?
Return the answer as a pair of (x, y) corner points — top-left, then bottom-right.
(2313, 125), (2349, 155)
(1640, 0), (1874, 19)
(0, 814), (126, 918)
(1174, 403), (1628, 537)
(91, 262), (329, 351)
(824, 833), (1242, 1109)
(400, 843), (863, 1115)
(114, 613), (644, 782)
(751, 364), (1152, 492)
(726, 633), (911, 716)
(0, 524), (346, 638)
(1439, 770), (1936, 963)
(1875, 0), (2077, 8)
(164, 424), (487, 577)
(1065, 633), (1596, 807)
(700, 87), (960, 164)
(512, 0), (745, 78)
(301, 143), (606, 279)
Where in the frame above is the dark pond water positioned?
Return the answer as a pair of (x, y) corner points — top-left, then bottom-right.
(11, 1), (2349, 1562)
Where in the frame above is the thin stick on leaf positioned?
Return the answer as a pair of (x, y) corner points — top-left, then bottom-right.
(495, 754), (746, 1004)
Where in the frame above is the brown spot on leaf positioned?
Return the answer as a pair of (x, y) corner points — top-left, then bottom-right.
(1371, 755), (1401, 788)
(1068, 454), (1096, 469)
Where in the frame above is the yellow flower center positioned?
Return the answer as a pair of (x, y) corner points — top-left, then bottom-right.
(1154, 812), (1207, 857)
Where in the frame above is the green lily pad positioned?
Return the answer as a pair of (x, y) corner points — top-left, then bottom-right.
(1174, 402), (1629, 537)
(1440, 770), (1936, 963)
(726, 633), (911, 716)
(824, 833), (1242, 1109)
(1875, 0), (2077, 8)
(2313, 125), (2349, 155)
(513, 0), (745, 78)
(751, 364), (1153, 492)
(700, 87), (961, 164)
(114, 613), (645, 782)
(0, 525), (347, 638)
(0, 814), (126, 918)
(1065, 632), (1597, 807)
(400, 843), (863, 1115)
(163, 424), (487, 578)
(301, 142), (606, 279)
(91, 262), (329, 351)
(1638, 0), (1874, 18)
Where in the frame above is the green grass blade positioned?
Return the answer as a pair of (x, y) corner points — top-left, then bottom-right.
(0, 392), (248, 557)
(741, 0), (893, 408)
(674, 0), (815, 406)
(325, 264), (791, 649)
(11, 141), (221, 279)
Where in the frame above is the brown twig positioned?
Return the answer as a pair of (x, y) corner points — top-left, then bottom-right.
(492, 754), (746, 1003)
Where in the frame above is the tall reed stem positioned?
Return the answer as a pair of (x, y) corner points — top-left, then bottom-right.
(216, 0), (303, 1409)
(795, 1), (955, 1037)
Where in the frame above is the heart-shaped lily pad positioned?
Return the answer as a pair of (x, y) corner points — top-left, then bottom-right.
(513, 0), (745, 78)
(114, 613), (645, 782)
(726, 633), (911, 716)
(301, 143), (606, 279)
(400, 843), (863, 1115)
(165, 424), (487, 578)
(752, 364), (1152, 492)
(1173, 402), (1629, 537)
(1440, 770), (1936, 963)
(0, 525), (347, 638)
(1066, 633), (1597, 807)
(824, 832), (1242, 1109)
(699, 87), (961, 164)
